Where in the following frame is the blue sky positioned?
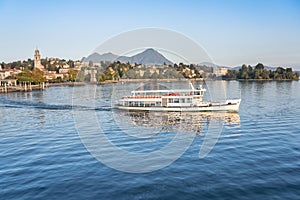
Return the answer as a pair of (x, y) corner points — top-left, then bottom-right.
(0, 0), (300, 69)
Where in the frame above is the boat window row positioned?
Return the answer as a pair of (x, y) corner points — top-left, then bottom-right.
(168, 98), (192, 103)
(123, 101), (161, 107)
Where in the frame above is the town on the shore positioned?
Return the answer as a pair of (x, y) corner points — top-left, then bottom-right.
(0, 49), (299, 93)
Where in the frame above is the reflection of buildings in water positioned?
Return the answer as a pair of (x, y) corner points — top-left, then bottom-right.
(117, 111), (240, 134)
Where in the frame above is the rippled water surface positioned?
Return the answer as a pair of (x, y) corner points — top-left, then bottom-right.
(1, 81), (300, 199)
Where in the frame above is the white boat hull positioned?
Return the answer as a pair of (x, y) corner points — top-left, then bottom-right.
(116, 99), (241, 112)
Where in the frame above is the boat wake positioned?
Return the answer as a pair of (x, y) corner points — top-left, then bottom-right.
(0, 99), (112, 111)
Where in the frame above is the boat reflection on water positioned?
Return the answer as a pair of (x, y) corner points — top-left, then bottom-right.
(114, 110), (240, 135)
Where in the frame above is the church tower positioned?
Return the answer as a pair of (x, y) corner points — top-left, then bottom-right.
(34, 49), (44, 70)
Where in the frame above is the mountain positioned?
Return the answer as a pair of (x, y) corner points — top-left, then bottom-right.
(125, 48), (173, 65)
(198, 62), (228, 68)
(230, 66), (243, 71)
(82, 52), (118, 62)
(83, 48), (173, 65)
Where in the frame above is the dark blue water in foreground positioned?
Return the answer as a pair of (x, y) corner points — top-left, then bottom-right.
(1, 81), (300, 199)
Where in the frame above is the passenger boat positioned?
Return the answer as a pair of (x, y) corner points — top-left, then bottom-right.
(116, 83), (241, 112)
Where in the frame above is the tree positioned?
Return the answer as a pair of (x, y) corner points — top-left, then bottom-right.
(285, 68), (293, 79)
(276, 67), (286, 76)
(17, 68), (46, 84)
(17, 70), (33, 82)
(32, 69), (46, 83)
(248, 65), (254, 78)
(292, 73), (299, 80)
(255, 63), (265, 71)
(68, 69), (78, 82)
(238, 64), (249, 79)
(261, 70), (270, 79)
(224, 70), (238, 79)
(67, 60), (75, 68)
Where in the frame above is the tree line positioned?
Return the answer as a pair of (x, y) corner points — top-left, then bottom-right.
(224, 63), (299, 80)
(97, 62), (215, 82)
(17, 69), (46, 83)
(2, 59), (298, 83)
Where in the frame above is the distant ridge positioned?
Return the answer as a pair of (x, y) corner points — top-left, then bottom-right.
(82, 48), (173, 65)
(82, 52), (295, 71)
(82, 52), (118, 62)
(198, 62), (228, 68)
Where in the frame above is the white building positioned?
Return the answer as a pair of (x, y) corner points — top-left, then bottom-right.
(213, 67), (228, 77)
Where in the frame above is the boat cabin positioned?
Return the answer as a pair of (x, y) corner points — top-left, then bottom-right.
(119, 84), (206, 108)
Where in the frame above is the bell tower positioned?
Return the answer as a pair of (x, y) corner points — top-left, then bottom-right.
(34, 49), (44, 70)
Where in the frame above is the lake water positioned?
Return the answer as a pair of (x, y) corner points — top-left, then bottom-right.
(1, 80), (300, 199)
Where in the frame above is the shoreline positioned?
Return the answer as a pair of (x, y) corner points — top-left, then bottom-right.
(1, 78), (298, 94)
(46, 82), (87, 87)
(99, 78), (205, 84)
(0, 82), (87, 94)
(99, 77), (298, 84)
(236, 79), (299, 81)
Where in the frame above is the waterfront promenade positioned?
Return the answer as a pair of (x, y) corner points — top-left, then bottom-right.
(0, 81), (86, 93)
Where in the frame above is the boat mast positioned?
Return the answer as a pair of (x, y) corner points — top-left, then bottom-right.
(189, 82), (195, 91)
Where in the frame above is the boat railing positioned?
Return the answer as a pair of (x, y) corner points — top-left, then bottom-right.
(121, 93), (195, 99)
(122, 95), (162, 99)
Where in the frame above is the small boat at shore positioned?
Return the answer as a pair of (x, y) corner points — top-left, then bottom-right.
(116, 83), (241, 112)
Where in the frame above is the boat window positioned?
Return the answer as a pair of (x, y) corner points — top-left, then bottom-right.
(181, 98), (185, 103)
(168, 98), (173, 103)
(194, 91), (200, 95)
(174, 98), (179, 103)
